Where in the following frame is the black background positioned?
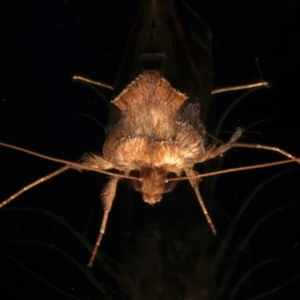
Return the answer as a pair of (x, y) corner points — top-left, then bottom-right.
(0, 0), (299, 299)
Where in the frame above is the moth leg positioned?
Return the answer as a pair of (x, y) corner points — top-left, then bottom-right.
(88, 176), (119, 267)
(231, 142), (299, 161)
(184, 168), (217, 235)
(211, 81), (268, 95)
(203, 129), (242, 161)
(72, 75), (113, 90)
(0, 166), (69, 209)
(204, 129), (299, 164)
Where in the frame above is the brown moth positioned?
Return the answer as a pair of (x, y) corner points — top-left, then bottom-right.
(0, 0), (299, 271)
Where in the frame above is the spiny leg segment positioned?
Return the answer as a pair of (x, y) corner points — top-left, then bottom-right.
(185, 168), (217, 235)
(88, 177), (119, 267)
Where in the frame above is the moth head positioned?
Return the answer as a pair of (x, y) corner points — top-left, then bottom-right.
(129, 166), (178, 205)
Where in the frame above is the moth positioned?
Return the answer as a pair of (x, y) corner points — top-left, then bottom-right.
(0, 0), (298, 271)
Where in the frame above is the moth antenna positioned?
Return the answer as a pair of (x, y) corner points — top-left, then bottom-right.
(211, 81), (269, 95)
(73, 75), (113, 90)
(169, 159), (298, 182)
(198, 158), (300, 181)
(0, 166), (69, 209)
(88, 176), (119, 267)
(0, 142), (139, 181)
(184, 168), (217, 235)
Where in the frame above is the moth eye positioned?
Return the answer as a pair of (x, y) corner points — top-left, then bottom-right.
(129, 170), (142, 191)
(164, 172), (178, 193)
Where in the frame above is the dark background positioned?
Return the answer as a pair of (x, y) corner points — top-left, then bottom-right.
(0, 0), (299, 299)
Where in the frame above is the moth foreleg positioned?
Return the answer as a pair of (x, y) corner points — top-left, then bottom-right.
(184, 168), (217, 235)
(204, 129), (299, 165)
(203, 129), (242, 161)
(87, 176), (119, 267)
